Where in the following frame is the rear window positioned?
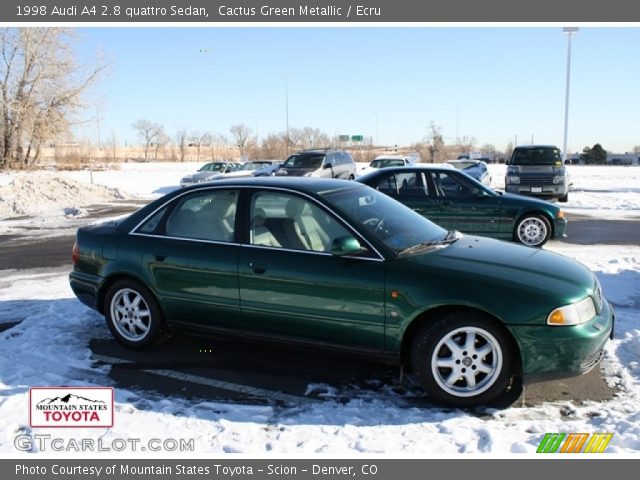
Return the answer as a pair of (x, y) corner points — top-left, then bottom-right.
(511, 148), (562, 166)
(283, 153), (324, 169)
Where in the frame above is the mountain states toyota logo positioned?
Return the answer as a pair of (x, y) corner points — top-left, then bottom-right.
(29, 387), (114, 428)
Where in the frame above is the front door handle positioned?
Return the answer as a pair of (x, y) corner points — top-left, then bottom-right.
(154, 252), (166, 261)
(249, 262), (266, 274)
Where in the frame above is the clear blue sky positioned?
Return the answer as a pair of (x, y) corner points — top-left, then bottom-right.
(76, 27), (640, 153)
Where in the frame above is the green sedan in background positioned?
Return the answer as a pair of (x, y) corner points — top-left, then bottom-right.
(70, 178), (612, 407)
(358, 166), (567, 247)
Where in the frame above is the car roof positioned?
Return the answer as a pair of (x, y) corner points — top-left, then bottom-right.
(513, 145), (559, 150)
(373, 155), (410, 160)
(180, 176), (361, 196)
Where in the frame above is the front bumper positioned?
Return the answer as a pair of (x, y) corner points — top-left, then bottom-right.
(506, 184), (568, 199)
(553, 217), (568, 239)
(508, 300), (614, 384)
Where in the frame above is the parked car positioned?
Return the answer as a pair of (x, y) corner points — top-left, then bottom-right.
(358, 165), (566, 247)
(276, 149), (356, 180)
(358, 155), (416, 177)
(70, 177), (612, 407)
(505, 145), (569, 202)
(446, 159), (491, 186)
(252, 161), (283, 177)
(180, 162), (240, 187)
(223, 161), (280, 178)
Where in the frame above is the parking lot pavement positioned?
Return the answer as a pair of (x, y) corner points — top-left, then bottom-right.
(89, 332), (615, 410)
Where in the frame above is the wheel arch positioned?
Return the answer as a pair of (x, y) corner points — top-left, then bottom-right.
(515, 209), (555, 237)
(400, 305), (522, 378)
(97, 273), (161, 315)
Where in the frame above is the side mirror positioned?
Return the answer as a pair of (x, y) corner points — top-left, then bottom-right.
(331, 236), (363, 256)
(323, 163), (333, 169)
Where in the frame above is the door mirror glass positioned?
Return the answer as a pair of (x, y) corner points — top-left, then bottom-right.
(331, 236), (362, 256)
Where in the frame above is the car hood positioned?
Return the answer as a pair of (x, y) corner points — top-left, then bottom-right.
(498, 192), (560, 211)
(224, 170), (255, 178)
(276, 167), (317, 177)
(182, 172), (224, 182)
(410, 235), (594, 300)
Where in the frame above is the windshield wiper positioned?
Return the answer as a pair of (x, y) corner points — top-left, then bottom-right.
(397, 230), (460, 257)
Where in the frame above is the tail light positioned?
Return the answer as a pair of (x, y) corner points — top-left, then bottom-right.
(71, 241), (80, 265)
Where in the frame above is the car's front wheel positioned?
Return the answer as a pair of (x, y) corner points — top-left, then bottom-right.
(411, 312), (513, 407)
(514, 213), (551, 247)
(104, 279), (165, 349)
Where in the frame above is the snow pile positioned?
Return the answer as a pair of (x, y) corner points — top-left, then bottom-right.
(0, 172), (125, 220)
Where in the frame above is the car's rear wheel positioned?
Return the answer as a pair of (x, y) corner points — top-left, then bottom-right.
(411, 312), (513, 407)
(104, 279), (165, 349)
(514, 214), (551, 247)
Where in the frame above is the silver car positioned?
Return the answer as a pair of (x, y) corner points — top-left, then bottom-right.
(180, 162), (239, 187)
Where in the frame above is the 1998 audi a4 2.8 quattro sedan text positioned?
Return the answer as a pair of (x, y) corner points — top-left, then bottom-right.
(70, 177), (614, 407)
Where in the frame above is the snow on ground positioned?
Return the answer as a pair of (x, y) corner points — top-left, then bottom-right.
(0, 162), (639, 456)
(0, 172), (126, 219)
(0, 246), (639, 456)
(487, 164), (640, 219)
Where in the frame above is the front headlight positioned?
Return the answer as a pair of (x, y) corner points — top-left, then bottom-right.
(506, 175), (520, 184)
(547, 296), (597, 326)
(553, 175), (565, 184)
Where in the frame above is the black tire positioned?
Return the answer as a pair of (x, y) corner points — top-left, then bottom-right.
(559, 193), (569, 203)
(411, 312), (513, 408)
(104, 279), (165, 349)
(513, 213), (551, 247)
(348, 174), (355, 180)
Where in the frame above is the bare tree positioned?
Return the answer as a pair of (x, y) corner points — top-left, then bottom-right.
(425, 121), (444, 163)
(189, 131), (210, 162)
(633, 145), (640, 154)
(0, 28), (107, 169)
(176, 129), (188, 162)
(230, 124), (252, 157)
(153, 132), (170, 160)
(481, 143), (497, 154)
(504, 141), (514, 160)
(132, 119), (164, 161)
(107, 131), (118, 162)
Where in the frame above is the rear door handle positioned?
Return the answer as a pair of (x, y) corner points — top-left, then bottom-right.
(249, 262), (266, 274)
(154, 252), (166, 261)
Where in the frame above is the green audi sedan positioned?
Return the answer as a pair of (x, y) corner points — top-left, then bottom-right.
(70, 177), (613, 407)
(358, 166), (567, 247)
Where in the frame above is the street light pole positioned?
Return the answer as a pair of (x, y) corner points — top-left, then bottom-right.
(562, 27), (579, 160)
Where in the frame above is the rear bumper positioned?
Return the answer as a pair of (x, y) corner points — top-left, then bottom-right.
(509, 301), (614, 384)
(69, 271), (103, 312)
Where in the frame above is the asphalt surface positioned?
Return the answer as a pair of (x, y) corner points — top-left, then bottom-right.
(0, 209), (634, 410)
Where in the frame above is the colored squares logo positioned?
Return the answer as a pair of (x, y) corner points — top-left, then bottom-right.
(537, 433), (613, 453)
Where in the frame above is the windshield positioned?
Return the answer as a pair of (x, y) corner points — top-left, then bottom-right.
(449, 161), (476, 170)
(283, 154), (324, 169)
(240, 162), (269, 171)
(323, 185), (449, 255)
(370, 158), (405, 168)
(199, 163), (226, 172)
(511, 148), (562, 166)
